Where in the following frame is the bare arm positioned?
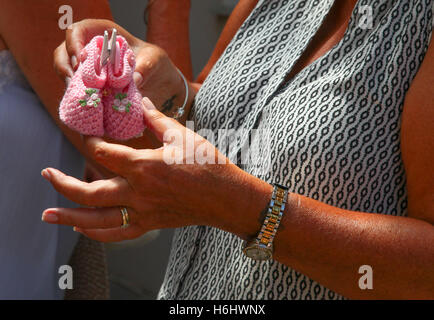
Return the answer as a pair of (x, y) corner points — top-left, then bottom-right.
(214, 39), (434, 299)
(0, 0), (115, 168)
(146, 0), (258, 84)
(146, 0), (258, 118)
(196, 0), (258, 83)
(401, 36), (434, 225)
(146, 0), (193, 80)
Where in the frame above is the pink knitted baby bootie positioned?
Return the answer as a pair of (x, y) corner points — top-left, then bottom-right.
(59, 36), (107, 136)
(103, 36), (145, 140)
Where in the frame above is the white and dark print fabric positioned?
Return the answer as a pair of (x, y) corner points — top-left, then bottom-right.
(158, 0), (433, 300)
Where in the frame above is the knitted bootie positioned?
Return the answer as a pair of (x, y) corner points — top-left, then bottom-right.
(59, 36), (107, 136)
(103, 36), (145, 140)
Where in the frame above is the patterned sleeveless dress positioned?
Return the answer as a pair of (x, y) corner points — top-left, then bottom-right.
(158, 0), (433, 299)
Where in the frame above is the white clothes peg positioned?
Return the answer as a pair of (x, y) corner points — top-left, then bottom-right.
(108, 28), (117, 66)
(99, 28), (118, 71)
(100, 30), (109, 70)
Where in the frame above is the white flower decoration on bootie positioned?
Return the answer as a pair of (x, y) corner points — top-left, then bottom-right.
(112, 92), (131, 113)
(78, 88), (101, 108)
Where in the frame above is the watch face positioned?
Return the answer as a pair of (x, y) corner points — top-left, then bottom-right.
(245, 247), (272, 261)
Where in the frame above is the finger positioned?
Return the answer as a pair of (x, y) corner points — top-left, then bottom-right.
(66, 21), (125, 70)
(53, 42), (74, 80)
(42, 207), (120, 229)
(141, 97), (183, 143)
(41, 168), (131, 207)
(42, 206), (138, 229)
(83, 136), (139, 176)
(133, 46), (160, 89)
(74, 225), (144, 243)
(65, 23), (88, 70)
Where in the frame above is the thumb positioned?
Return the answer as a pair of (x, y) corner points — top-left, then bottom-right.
(133, 49), (159, 89)
(128, 51), (144, 88)
(142, 97), (182, 143)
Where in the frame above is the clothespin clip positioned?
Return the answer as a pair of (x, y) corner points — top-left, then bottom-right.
(99, 28), (119, 73)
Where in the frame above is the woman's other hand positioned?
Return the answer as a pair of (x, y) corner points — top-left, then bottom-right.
(53, 19), (194, 119)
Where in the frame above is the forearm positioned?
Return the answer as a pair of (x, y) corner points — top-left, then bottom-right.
(209, 166), (434, 299)
(0, 1), (117, 172)
(146, 0), (192, 80)
(145, 0), (201, 124)
(146, 0), (257, 119)
(196, 0), (258, 83)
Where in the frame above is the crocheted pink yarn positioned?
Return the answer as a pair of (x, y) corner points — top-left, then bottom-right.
(59, 36), (106, 136)
(103, 36), (145, 140)
(107, 36), (134, 89)
(59, 35), (145, 140)
(103, 84), (144, 141)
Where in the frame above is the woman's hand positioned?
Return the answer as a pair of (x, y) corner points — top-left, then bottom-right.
(53, 19), (194, 116)
(40, 97), (256, 242)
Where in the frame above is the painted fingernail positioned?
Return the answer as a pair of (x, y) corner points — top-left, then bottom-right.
(42, 212), (58, 223)
(41, 169), (51, 180)
(142, 97), (156, 110)
(128, 53), (135, 66)
(71, 55), (78, 70)
(133, 72), (143, 87)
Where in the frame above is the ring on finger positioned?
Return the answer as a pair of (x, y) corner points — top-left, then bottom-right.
(120, 207), (130, 228)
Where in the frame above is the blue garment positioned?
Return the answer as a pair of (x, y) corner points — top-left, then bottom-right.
(0, 50), (84, 299)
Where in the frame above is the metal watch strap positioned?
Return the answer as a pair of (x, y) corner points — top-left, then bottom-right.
(255, 183), (289, 249)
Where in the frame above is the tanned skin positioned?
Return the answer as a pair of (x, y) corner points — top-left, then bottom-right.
(2, 0), (433, 299)
(43, 0), (434, 299)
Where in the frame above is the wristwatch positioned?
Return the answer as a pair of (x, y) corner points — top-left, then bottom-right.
(242, 183), (289, 261)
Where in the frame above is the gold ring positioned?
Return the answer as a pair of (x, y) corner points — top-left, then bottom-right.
(120, 207), (130, 228)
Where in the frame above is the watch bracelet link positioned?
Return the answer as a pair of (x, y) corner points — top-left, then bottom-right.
(255, 183), (289, 249)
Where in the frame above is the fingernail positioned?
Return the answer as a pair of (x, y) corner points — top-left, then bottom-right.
(142, 97), (156, 110)
(41, 169), (51, 180)
(71, 55), (78, 70)
(65, 76), (71, 87)
(42, 212), (58, 223)
(133, 72), (143, 87)
(128, 53), (135, 66)
(73, 226), (83, 233)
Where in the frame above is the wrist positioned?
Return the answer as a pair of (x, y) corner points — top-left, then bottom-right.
(209, 164), (274, 241)
(177, 81), (198, 123)
(160, 65), (197, 123)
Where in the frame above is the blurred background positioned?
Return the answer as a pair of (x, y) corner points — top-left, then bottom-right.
(106, 0), (237, 299)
